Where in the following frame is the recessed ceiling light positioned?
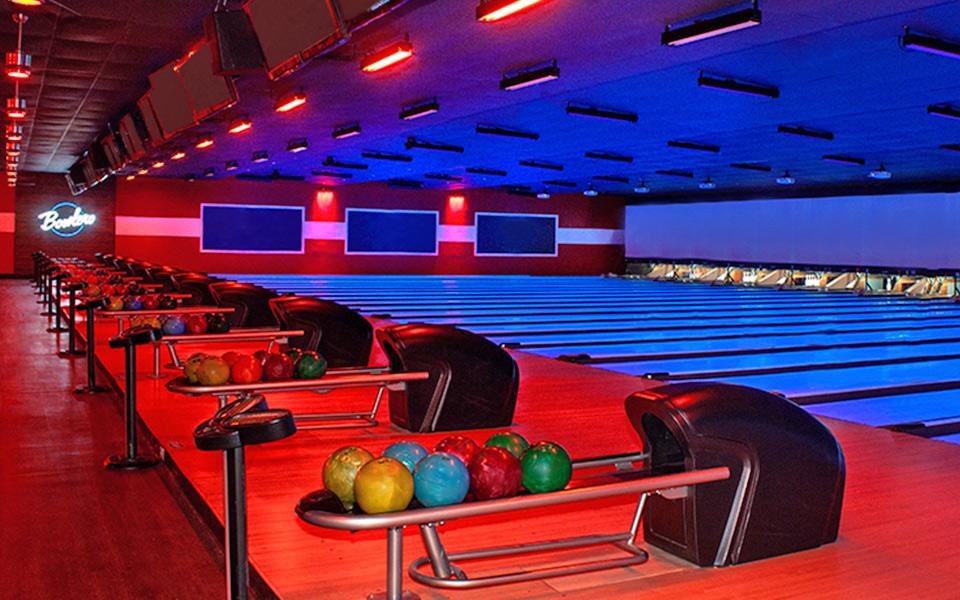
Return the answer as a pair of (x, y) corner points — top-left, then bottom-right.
(500, 61), (559, 91)
(195, 137), (215, 149)
(228, 117), (252, 134)
(699, 177), (717, 190)
(332, 122), (361, 140)
(868, 165), (892, 180)
(361, 39), (414, 73)
(287, 138), (309, 153)
(171, 150), (187, 160)
(400, 98), (439, 120)
(900, 29), (960, 60)
(776, 171), (796, 185)
(476, 0), (549, 22)
(275, 91), (306, 113)
(662, 2), (762, 46)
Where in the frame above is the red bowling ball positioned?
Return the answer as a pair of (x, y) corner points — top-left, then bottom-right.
(468, 446), (522, 500)
(184, 314), (208, 335)
(435, 435), (480, 469)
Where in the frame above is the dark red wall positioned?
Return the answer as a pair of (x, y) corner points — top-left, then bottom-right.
(115, 177), (624, 275)
(0, 183), (12, 275)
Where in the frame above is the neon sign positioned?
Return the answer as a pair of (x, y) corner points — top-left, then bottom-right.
(37, 201), (97, 237)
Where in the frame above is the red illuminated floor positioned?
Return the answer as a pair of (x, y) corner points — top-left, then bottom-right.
(61, 282), (960, 599)
(0, 280), (224, 600)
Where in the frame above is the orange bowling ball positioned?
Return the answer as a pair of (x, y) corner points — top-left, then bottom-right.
(354, 457), (414, 514)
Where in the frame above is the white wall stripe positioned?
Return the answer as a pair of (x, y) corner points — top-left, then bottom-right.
(113, 215), (624, 246)
(0, 212), (14, 234)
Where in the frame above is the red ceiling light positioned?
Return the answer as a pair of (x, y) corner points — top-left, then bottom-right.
(275, 91), (306, 113)
(125, 174), (136, 181)
(10, 0), (45, 6)
(195, 136), (215, 149)
(152, 160), (165, 169)
(228, 118), (252, 134)
(6, 124), (22, 141)
(171, 150), (187, 160)
(6, 97), (26, 119)
(6, 144), (20, 157)
(476, 0), (548, 22)
(5, 51), (31, 80)
(361, 39), (413, 73)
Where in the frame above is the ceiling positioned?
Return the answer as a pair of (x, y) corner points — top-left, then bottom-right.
(10, 0), (960, 199)
(0, 0), (213, 174)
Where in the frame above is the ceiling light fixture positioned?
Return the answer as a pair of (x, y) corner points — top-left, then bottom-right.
(776, 171), (796, 185)
(204, 167), (216, 178)
(322, 156), (368, 170)
(225, 160), (239, 171)
(287, 138), (309, 153)
(171, 150), (187, 160)
(6, 97), (26, 119)
(138, 168), (149, 175)
(594, 175), (630, 183)
(5, 51), (30, 80)
(424, 173), (464, 182)
(476, 0), (549, 22)
(312, 170), (353, 179)
(195, 136), (215, 149)
(565, 103), (638, 123)
(519, 159), (563, 170)
(941, 144), (960, 153)
(697, 72), (779, 98)
(583, 185), (599, 197)
(868, 165), (892, 180)
(466, 166), (507, 176)
(476, 124), (540, 140)
(778, 124), (834, 141)
(152, 160), (165, 169)
(929, 104), (960, 120)
(668, 140), (721, 153)
(252, 150), (269, 163)
(125, 174), (136, 181)
(6, 124), (23, 142)
(333, 122), (361, 140)
(500, 61), (559, 91)
(10, 1), (45, 6)
(662, 1), (762, 46)
(386, 178), (424, 189)
(400, 98), (439, 120)
(543, 179), (576, 187)
(634, 181), (651, 194)
(822, 154), (865, 166)
(361, 38), (414, 73)
(699, 177), (717, 190)
(900, 29), (960, 60)
(585, 150), (634, 163)
(730, 162), (771, 172)
(228, 117), (252, 134)
(361, 150), (413, 162)
(536, 190), (551, 200)
(275, 91), (306, 113)
(405, 137), (464, 153)
(656, 169), (695, 179)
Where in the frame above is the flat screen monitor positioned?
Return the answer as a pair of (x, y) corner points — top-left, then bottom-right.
(345, 208), (439, 255)
(99, 133), (124, 171)
(244, 0), (343, 78)
(335, 0), (404, 31)
(137, 94), (164, 147)
(475, 213), (558, 256)
(147, 61), (197, 138)
(117, 113), (146, 160)
(178, 41), (238, 120)
(201, 204), (305, 253)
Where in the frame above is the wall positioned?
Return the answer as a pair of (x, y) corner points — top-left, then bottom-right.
(0, 183), (12, 274)
(626, 192), (960, 270)
(115, 178), (624, 275)
(13, 174), (116, 276)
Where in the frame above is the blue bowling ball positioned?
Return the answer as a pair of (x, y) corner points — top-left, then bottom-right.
(413, 452), (470, 507)
(162, 316), (186, 335)
(124, 296), (143, 311)
(383, 441), (428, 474)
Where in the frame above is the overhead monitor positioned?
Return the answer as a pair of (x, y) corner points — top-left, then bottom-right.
(99, 133), (124, 171)
(117, 113), (146, 160)
(177, 41), (239, 120)
(137, 93), (165, 147)
(335, 0), (405, 31)
(244, 0), (344, 79)
(147, 61), (197, 138)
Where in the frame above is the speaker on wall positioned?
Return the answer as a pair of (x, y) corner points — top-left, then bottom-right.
(204, 9), (265, 76)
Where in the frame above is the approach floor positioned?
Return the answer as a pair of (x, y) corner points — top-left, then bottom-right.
(223, 275), (960, 444)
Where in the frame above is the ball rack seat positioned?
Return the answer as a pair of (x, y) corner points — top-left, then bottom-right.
(209, 282), (280, 328)
(268, 296), (373, 368)
(625, 381), (845, 566)
(171, 272), (222, 306)
(376, 324), (520, 432)
(194, 395), (296, 600)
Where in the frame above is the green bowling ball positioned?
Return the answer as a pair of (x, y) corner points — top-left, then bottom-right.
(295, 351), (327, 379)
(323, 446), (374, 510)
(520, 441), (572, 494)
(484, 431), (530, 459)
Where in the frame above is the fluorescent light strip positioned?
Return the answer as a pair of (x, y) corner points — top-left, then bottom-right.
(822, 154), (865, 166)
(252, 151), (269, 163)
(519, 159), (563, 171)
(585, 150), (634, 163)
(941, 144), (960, 153)
(901, 30), (960, 60)
(655, 169), (695, 178)
(400, 98), (439, 120)
(565, 103), (638, 123)
(778, 124), (834, 141)
(332, 122), (362, 140)
(361, 40), (414, 73)
(312, 170), (353, 179)
(405, 137), (464, 153)
(593, 175), (630, 183)
(424, 173), (463, 182)
(476, 0), (548, 22)
(361, 150), (413, 162)
(668, 140), (720, 153)
(697, 73), (779, 98)
(543, 179), (577, 187)
(287, 138), (309, 153)
(730, 162), (771, 172)
(929, 104), (960, 120)
(500, 62), (559, 91)
(322, 157), (369, 170)
(476, 124), (540, 140)
(275, 92), (306, 113)
(466, 167), (508, 176)
(662, 5), (762, 46)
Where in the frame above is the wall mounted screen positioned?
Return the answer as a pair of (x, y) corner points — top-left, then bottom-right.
(345, 208), (438, 255)
(201, 204), (304, 253)
(177, 42), (238, 120)
(475, 212), (558, 256)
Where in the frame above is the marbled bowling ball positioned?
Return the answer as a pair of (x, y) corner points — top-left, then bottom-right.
(413, 452), (470, 507)
(484, 431), (530, 459)
(383, 441), (429, 474)
(520, 442), (573, 494)
(323, 446), (374, 510)
(354, 457), (414, 514)
(161, 315), (186, 336)
(469, 446), (522, 500)
(434, 435), (480, 468)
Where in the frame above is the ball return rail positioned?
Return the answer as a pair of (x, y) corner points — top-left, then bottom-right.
(151, 328), (306, 377)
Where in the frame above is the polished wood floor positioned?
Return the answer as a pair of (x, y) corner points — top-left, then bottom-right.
(36, 279), (960, 598)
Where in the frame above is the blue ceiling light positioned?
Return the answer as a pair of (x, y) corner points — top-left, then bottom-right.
(778, 124), (834, 141)
(697, 72), (779, 98)
(776, 171), (796, 185)
(565, 103), (638, 123)
(929, 104), (960, 120)
(699, 177), (717, 190)
(823, 154), (865, 166)
(868, 165), (892, 180)
(476, 123), (540, 140)
(583, 185), (599, 197)
(332, 122), (361, 140)
(400, 97), (440, 120)
(730, 162), (772, 172)
(536, 188), (551, 199)
(634, 180), (651, 194)
(662, 1), (761, 46)
(500, 61), (559, 91)
(900, 29), (960, 60)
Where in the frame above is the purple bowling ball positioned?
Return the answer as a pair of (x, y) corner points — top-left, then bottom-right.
(124, 296), (143, 311)
(162, 315), (186, 335)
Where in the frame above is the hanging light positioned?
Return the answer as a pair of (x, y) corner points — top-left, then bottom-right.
(6, 124), (23, 141)
(195, 136), (215, 149)
(699, 177), (716, 190)
(868, 164), (893, 180)
(776, 171), (796, 185)
(10, 1), (45, 6)
(228, 117), (252, 134)
(171, 149), (187, 160)
(634, 180), (651, 194)
(6, 143), (21, 157)
(583, 185), (599, 197)
(152, 159), (165, 169)
(275, 91), (306, 113)
(6, 97), (26, 119)
(361, 39), (414, 72)
(5, 51), (31, 80)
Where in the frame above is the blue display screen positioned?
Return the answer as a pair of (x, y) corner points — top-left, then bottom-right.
(346, 209), (438, 254)
(201, 204), (304, 253)
(475, 213), (558, 256)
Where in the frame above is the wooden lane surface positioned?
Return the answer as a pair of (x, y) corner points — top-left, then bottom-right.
(83, 314), (960, 599)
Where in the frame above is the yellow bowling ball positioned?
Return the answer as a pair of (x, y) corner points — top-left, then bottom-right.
(354, 457), (414, 514)
(323, 447), (374, 510)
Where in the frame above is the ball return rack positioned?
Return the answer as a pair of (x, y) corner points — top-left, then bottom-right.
(166, 368), (430, 430)
(97, 305), (234, 335)
(152, 328), (306, 378)
(296, 459), (731, 600)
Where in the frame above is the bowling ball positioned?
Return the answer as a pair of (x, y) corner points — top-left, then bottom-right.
(221, 351), (241, 367)
(184, 314), (208, 335)
(131, 315), (161, 329)
(230, 354), (263, 384)
(323, 446), (374, 510)
(183, 352), (209, 384)
(162, 315), (186, 335)
(158, 296), (178, 310)
(484, 432), (530, 459)
(383, 441), (429, 473)
(520, 442), (573, 494)
(253, 349), (274, 367)
(469, 447), (522, 500)
(108, 275), (122, 284)
(263, 353), (295, 381)
(413, 453), (470, 507)
(106, 296), (125, 311)
(297, 489), (347, 514)
(435, 435), (480, 468)
(207, 314), (231, 334)
(294, 351), (327, 380)
(354, 457), (414, 514)
(197, 356), (231, 386)
(124, 296), (143, 311)
(127, 284), (145, 296)
(142, 295), (160, 310)
(285, 347), (303, 363)
(83, 284), (101, 298)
